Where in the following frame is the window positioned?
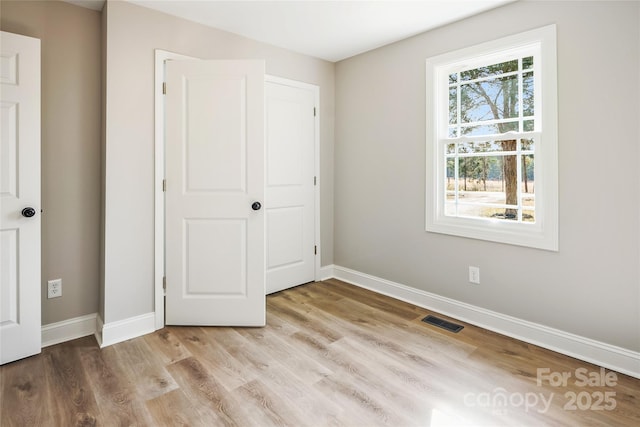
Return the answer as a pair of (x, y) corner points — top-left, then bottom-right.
(426, 25), (558, 251)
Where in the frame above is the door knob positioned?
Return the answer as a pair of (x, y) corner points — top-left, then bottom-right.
(21, 207), (36, 218)
(251, 202), (262, 211)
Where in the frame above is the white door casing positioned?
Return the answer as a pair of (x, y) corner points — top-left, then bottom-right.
(265, 79), (317, 294)
(165, 59), (266, 326)
(0, 31), (41, 364)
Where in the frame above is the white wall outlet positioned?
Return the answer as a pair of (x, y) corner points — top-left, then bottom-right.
(47, 279), (62, 299)
(468, 266), (480, 284)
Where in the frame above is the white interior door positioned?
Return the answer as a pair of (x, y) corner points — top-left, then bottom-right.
(0, 31), (41, 364)
(265, 80), (317, 294)
(165, 59), (265, 326)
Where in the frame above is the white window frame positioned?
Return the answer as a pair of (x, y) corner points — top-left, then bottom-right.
(426, 25), (558, 251)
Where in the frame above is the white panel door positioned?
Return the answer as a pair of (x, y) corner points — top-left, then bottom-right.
(265, 80), (316, 294)
(0, 31), (41, 364)
(165, 60), (265, 326)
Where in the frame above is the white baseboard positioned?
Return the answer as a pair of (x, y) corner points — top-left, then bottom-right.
(97, 312), (155, 348)
(41, 313), (98, 347)
(331, 265), (640, 379)
(319, 265), (335, 281)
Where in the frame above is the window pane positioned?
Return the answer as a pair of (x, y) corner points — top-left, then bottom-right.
(522, 154), (534, 194)
(449, 86), (457, 125)
(448, 127), (458, 138)
(446, 159), (455, 190)
(521, 138), (535, 151)
(523, 56), (533, 70)
(457, 157), (476, 190)
(523, 209), (535, 223)
(523, 119), (534, 131)
(522, 196), (535, 208)
(449, 73), (457, 84)
(460, 59), (518, 81)
(523, 72), (534, 116)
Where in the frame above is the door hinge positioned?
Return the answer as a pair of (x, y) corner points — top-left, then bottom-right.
(163, 277), (166, 290)
(162, 82), (166, 95)
(313, 107), (316, 117)
(314, 245), (317, 255)
(162, 179), (166, 192)
(314, 176), (317, 186)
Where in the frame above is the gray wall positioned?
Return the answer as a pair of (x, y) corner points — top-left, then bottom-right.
(0, 0), (102, 325)
(334, 0), (640, 352)
(102, 0), (335, 323)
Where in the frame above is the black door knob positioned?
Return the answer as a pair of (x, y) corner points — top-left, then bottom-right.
(22, 207), (36, 218)
(251, 202), (262, 211)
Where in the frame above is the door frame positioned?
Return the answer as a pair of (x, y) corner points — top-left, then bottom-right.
(153, 50), (321, 329)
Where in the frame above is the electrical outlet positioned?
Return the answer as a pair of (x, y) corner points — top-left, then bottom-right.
(47, 279), (62, 299)
(468, 266), (480, 284)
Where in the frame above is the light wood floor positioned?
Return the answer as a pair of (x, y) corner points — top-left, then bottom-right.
(1, 279), (639, 426)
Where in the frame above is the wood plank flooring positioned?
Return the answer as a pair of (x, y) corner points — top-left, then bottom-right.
(1, 279), (639, 426)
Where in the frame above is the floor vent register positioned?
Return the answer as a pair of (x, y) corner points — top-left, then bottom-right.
(421, 315), (464, 333)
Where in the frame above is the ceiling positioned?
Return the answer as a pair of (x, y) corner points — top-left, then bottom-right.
(65, 0), (514, 62)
